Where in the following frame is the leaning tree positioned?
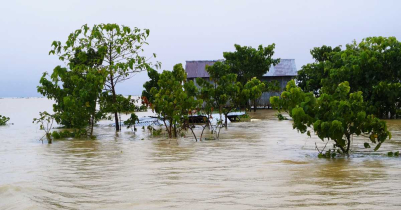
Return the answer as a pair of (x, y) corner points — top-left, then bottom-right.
(49, 23), (160, 131)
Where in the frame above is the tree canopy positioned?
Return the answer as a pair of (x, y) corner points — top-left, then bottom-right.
(38, 48), (107, 136)
(243, 77), (265, 112)
(142, 68), (160, 106)
(150, 64), (203, 138)
(201, 61), (242, 127)
(271, 80), (391, 155)
(297, 37), (401, 118)
(223, 44), (280, 85)
(49, 23), (160, 131)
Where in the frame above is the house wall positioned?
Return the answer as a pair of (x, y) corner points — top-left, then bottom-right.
(188, 77), (216, 88)
(188, 76), (295, 108)
(261, 76), (294, 92)
(257, 76), (295, 107)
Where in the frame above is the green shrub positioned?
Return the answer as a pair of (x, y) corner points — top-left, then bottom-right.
(0, 115), (10, 125)
(52, 131), (61, 139)
(276, 113), (287, 121)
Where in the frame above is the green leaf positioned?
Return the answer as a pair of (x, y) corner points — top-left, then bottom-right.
(374, 143), (382, 151)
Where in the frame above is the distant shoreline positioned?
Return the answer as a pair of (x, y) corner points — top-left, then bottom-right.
(0, 96), (141, 99)
(0, 96), (45, 99)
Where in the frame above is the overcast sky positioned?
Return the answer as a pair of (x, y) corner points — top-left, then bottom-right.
(0, 0), (400, 97)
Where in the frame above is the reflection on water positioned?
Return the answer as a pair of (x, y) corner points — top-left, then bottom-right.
(1, 98), (401, 209)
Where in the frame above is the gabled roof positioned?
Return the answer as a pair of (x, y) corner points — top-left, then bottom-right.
(185, 60), (220, 78)
(263, 59), (297, 77)
(185, 59), (297, 78)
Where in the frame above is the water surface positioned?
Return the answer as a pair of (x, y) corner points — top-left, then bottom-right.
(1, 98), (401, 209)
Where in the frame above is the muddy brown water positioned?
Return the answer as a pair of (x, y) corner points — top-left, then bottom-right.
(1, 98), (401, 209)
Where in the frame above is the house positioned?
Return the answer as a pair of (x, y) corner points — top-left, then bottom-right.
(185, 59), (297, 107)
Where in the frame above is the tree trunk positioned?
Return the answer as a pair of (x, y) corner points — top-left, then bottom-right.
(336, 135), (351, 155)
(169, 120), (173, 138)
(337, 143), (346, 154)
(224, 114), (228, 128)
(108, 43), (120, 132)
(110, 77), (120, 131)
(200, 123), (208, 141)
(253, 99), (257, 112)
(189, 126), (198, 142)
(46, 133), (52, 144)
(114, 111), (119, 131)
(90, 115), (94, 137)
(346, 134), (351, 154)
(163, 119), (171, 138)
(119, 112), (122, 130)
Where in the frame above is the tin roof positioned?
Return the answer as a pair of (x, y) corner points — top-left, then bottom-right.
(185, 59), (297, 78)
(185, 60), (221, 78)
(263, 59), (298, 77)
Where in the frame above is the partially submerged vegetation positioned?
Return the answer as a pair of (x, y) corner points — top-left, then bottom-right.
(31, 23), (399, 158)
(149, 63), (203, 139)
(0, 115), (10, 126)
(272, 37), (399, 156)
(35, 24), (157, 140)
(271, 80), (391, 155)
(32, 111), (54, 143)
(141, 44), (279, 140)
(297, 37), (401, 119)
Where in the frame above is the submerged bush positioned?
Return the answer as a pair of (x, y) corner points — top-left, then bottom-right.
(318, 149), (337, 158)
(52, 131), (61, 139)
(271, 80), (391, 155)
(147, 125), (162, 136)
(51, 130), (81, 139)
(0, 115), (10, 125)
(276, 113), (287, 121)
(33, 111), (54, 143)
(388, 151), (400, 157)
(124, 113), (139, 132)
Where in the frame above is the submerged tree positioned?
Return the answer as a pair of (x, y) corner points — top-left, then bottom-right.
(271, 80), (391, 155)
(243, 77), (265, 112)
(150, 64), (203, 138)
(99, 94), (137, 129)
(38, 48), (107, 137)
(49, 23), (160, 131)
(198, 61), (241, 127)
(194, 78), (216, 138)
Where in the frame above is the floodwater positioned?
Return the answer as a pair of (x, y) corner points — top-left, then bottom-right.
(1, 98), (401, 210)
